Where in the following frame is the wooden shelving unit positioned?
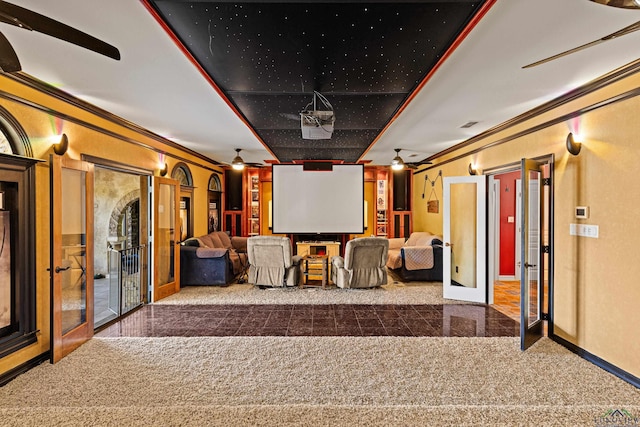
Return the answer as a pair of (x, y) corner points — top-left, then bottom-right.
(296, 241), (340, 283)
(248, 172), (260, 236)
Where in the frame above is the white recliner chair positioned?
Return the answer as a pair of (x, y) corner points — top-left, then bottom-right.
(331, 237), (389, 289)
(247, 236), (302, 288)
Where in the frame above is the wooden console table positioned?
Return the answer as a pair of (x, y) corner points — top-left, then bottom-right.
(296, 241), (340, 284)
(301, 255), (328, 289)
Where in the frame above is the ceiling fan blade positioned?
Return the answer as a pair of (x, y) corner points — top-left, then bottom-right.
(522, 20), (640, 69)
(590, 0), (640, 9)
(0, 1), (120, 60)
(0, 30), (20, 72)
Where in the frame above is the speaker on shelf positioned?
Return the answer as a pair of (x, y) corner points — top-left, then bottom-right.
(225, 169), (243, 210)
(393, 170), (410, 211)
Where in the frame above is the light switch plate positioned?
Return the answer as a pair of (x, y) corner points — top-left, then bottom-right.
(570, 223), (599, 238)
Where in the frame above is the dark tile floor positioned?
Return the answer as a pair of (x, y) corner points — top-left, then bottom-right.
(96, 304), (519, 338)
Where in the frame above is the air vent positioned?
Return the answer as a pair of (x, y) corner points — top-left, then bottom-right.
(460, 121), (479, 128)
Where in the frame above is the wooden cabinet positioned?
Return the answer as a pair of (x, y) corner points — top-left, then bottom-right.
(222, 166), (399, 239)
(375, 169), (389, 237)
(247, 171), (260, 236)
(295, 241), (340, 282)
(223, 168), (260, 237)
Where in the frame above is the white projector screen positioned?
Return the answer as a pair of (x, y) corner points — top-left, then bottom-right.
(272, 164), (364, 234)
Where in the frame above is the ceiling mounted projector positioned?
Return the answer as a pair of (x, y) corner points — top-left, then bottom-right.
(300, 91), (335, 140)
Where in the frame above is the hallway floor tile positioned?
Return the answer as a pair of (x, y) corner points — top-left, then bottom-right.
(96, 303), (519, 338)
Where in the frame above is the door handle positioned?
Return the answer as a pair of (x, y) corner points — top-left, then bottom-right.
(524, 263), (537, 268)
(54, 265), (71, 273)
(444, 242), (453, 247)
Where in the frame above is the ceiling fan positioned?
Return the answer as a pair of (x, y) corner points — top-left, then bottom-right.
(523, 0), (640, 68)
(224, 149), (267, 170)
(390, 148), (432, 170)
(0, 0), (120, 73)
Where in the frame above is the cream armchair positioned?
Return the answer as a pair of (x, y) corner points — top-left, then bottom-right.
(331, 237), (389, 289)
(247, 236), (302, 288)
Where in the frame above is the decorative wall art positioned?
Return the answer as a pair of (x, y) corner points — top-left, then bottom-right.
(422, 171), (442, 214)
(208, 202), (218, 232)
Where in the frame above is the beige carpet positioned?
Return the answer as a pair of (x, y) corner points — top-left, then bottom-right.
(1, 336), (639, 426)
(157, 281), (465, 306)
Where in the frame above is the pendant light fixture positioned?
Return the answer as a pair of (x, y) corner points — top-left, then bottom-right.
(391, 148), (405, 171)
(231, 148), (245, 170)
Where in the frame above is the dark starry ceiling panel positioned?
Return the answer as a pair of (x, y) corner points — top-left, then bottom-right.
(148, 1), (488, 163)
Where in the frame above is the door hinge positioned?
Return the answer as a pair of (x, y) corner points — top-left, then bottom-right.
(542, 245), (550, 253)
(542, 178), (551, 186)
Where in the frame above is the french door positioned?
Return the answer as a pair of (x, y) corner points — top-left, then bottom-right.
(152, 176), (180, 301)
(51, 156), (94, 363)
(520, 159), (544, 350)
(442, 175), (487, 303)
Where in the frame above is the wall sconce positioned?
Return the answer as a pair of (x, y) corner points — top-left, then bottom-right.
(53, 133), (69, 156)
(566, 132), (582, 156)
(468, 163), (478, 175)
(159, 162), (168, 176)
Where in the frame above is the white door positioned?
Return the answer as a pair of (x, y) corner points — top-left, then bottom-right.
(443, 175), (487, 302)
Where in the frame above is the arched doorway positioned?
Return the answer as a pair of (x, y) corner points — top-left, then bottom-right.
(172, 163), (193, 241)
(208, 173), (222, 233)
(93, 167), (146, 328)
(108, 191), (141, 249)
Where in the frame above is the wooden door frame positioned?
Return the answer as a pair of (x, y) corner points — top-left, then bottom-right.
(152, 176), (180, 302)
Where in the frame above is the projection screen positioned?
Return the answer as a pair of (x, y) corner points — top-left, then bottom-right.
(272, 164), (364, 234)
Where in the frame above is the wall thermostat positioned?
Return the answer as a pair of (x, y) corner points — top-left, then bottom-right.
(575, 206), (589, 219)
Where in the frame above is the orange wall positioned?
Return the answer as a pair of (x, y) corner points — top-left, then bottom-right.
(412, 71), (640, 378)
(0, 75), (222, 377)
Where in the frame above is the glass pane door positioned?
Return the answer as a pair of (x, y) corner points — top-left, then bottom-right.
(152, 177), (180, 301)
(51, 157), (94, 363)
(443, 175), (487, 303)
(61, 168), (87, 334)
(520, 158), (544, 350)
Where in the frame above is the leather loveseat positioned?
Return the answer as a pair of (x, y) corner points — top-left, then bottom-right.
(386, 232), (443, 282)
(180, 231), (248, 286)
